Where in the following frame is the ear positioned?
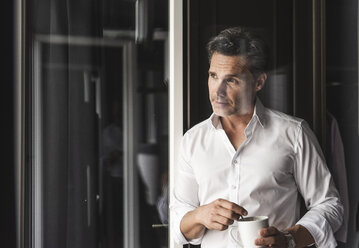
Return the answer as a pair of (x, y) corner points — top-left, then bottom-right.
(255, 73), (267, 92)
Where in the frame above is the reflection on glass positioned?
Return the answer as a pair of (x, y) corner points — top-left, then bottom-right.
(28, 0), (169, 247)
(326, 1), (358, 246)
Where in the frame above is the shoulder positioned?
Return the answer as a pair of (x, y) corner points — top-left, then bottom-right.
(180, 117), (214, 160)
(263, 108), (320, 152)
(262, 107), (309, 148)
(184, 118), (211, 138)
(265, 108), (304, 128)
(182, 117), (212, 147)
(263, 108), (308, 139)
(266, 109), (317, 138)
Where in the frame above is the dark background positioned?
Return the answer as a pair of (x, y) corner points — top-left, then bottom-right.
(0, 0), (16, 247)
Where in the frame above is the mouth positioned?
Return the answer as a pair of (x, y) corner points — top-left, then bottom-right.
(214, 100), (229, 106)
(214, 99), (229, 104)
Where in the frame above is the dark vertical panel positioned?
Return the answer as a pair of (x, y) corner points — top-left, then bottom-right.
(187, 0), (217, 131)
(67, 62), (98, 248)
(100, 47), (124, 248)
(326, 0), (359, 246)
(183, 0), (188, 132)
(42, 52), (70, 248)
(294, 0), (314, 126)
(293, 0), (326, 146)
(269, 0), (293, 115)
(0, 0), (16, 247)
(313, 0), (326, 147)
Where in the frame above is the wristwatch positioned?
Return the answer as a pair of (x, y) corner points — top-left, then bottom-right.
(281, 230), (296, 248)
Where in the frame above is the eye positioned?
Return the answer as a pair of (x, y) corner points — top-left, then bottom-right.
(209, 72), (217, 79)
(226, 78), (238, 84)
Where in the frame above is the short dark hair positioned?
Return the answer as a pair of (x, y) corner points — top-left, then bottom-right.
(207, 26), (268, 77)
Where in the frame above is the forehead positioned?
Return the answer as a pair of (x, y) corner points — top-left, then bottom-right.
(209, 53), (249, 73)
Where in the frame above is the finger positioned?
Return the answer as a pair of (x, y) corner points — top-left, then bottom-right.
(211, 214), (234, 226)
(209, 221), (230, 231)
(215, 198), (248, 216)
(259, 226), (280, 237)
(255, 236), (276, 246)
(215, 205), (242, 221)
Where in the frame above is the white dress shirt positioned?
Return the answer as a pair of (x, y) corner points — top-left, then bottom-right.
(170, 99), (343, 248)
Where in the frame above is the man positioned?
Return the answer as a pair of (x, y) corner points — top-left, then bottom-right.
(170, 27), (343, 248)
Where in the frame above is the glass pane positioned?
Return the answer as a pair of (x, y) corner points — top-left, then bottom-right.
(27, 0), (169, 247)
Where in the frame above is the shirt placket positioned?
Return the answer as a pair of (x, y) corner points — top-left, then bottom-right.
(229, 156), (240, 203)
(230, 120), (256, 204)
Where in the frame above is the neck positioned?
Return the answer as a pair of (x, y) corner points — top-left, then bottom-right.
(220, 109), (254, 131)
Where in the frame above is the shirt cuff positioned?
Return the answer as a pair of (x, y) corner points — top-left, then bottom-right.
(296, 211), (337, 248)
(170, 207), (203, 245)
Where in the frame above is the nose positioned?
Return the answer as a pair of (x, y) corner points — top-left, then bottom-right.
(216, 80), (227, 97)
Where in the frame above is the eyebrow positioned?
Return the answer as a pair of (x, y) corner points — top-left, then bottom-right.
(225, 74), (242, 78)
(208, 71), (246, 79)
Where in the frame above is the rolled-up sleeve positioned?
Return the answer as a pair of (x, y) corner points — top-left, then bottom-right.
(294, 121), (344, 248)
(170, 135), (204, 245)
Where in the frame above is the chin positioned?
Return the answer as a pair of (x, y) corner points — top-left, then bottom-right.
(213, 109), (232, 117)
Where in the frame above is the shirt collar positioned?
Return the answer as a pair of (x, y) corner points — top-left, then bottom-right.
(208, 97), (266, 130)
(209, 113), (221, 130)
(254, 97), (266, 128)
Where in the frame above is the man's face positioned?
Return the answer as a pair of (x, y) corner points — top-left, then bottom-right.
(208, 52), (264, 117)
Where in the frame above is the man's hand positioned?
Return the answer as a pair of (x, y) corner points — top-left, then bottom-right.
(255, 224), (316, 247)
(197, 198), (248, 231)
(254, 226), (287, 247)
(180, 198), (248, 240)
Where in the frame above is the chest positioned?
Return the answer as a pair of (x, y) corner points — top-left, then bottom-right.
(190, 130), (296, 186)
(224, 128), (246, 150)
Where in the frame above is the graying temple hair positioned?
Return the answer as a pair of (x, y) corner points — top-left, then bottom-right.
(207, 27), (268, 77)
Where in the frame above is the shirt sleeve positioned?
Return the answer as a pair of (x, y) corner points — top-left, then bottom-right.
(293, 121), (344, 248)
(169, 134), (204, 245)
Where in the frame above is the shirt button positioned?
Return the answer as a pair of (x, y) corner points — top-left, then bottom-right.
(234, 160), (238, 164)
(231, 185), (237, 189)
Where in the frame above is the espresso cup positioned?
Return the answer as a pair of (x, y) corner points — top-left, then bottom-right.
(229, 216), (269, 248)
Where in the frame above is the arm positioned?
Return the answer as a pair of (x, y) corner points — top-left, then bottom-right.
(294, 121), (343, 247)
(256, 121), (343, 248)
(169, 133), (206, 245)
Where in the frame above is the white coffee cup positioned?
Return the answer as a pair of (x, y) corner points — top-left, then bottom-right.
(229, 216), (269, 248)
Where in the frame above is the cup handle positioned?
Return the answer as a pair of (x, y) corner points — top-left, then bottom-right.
(229, 226), (241, 245)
